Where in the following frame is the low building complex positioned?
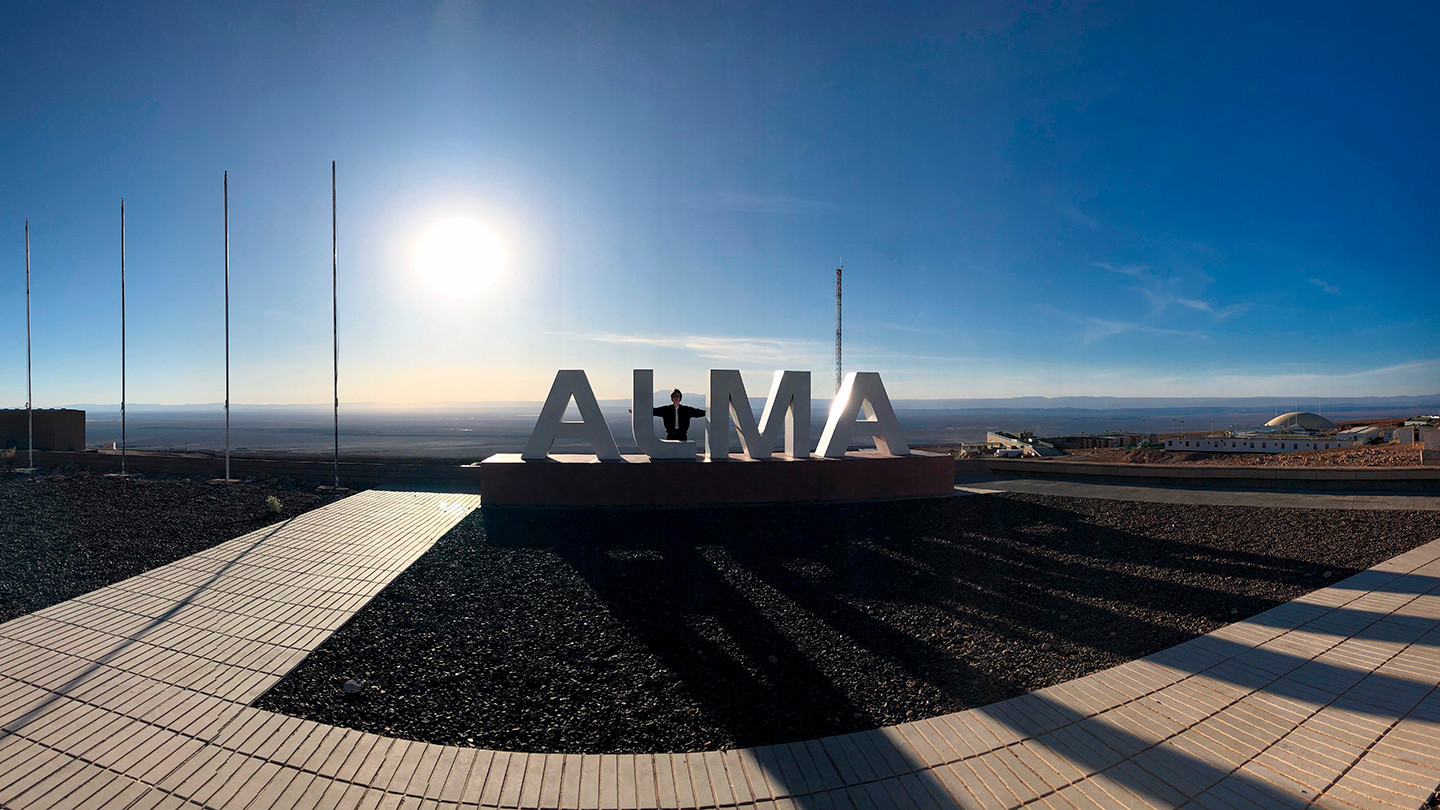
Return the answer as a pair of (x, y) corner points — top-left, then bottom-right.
(1163, 410), (1426, 455)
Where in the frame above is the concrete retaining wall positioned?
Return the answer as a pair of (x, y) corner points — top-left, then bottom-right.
(966, 458), (1440, 492)
(0, 409), (85, 451)
(9, 450), (482, 491)
(481, 450), (956, 506)
(21, 449), (1432, 496)
(10, 449), (959, 503)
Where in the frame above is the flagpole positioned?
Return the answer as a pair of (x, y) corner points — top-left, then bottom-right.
(331, 161), (339, 489)
(224, 172), (230, 481)
(25, 220), (33, 470)
(120, 199), (127, 474)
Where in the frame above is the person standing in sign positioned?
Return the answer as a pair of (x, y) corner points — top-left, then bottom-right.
(655, 389), (705, 440)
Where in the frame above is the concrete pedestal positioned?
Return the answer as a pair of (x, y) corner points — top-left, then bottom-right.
(478, 449), (954, 507)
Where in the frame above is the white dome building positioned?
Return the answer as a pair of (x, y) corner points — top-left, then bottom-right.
(1264, 411), (1336, 431)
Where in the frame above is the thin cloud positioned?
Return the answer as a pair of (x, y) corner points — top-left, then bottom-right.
(1310, 277), (1341, 295)
(682, 192), (838, 215)
(1055, 200), (1098, 229)
(874, 322), (951, 335)
(1172, 297), (1252, 319)
(583, 332), (828, 364)
(846, 349), (965, 363)
(1180, 358), (1440, 398)
(1089, 261), (1151, 278)
(1082, 317), (1210, 345)
(1091, 266), (1249, 321)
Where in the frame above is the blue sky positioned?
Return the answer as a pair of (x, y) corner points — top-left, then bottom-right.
(2, 1), (1436, 405)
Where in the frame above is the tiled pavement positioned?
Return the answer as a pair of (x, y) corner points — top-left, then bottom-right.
(1, 491), (1438, 808)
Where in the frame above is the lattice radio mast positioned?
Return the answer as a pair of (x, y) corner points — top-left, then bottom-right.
(834, 263), (843, 393)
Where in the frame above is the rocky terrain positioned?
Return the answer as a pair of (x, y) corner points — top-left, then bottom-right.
(8, 469), (1435, 758)
(1068, 443), (1426, 467)
(258, 493), (1440, 754)
(0, 470), (342, 623)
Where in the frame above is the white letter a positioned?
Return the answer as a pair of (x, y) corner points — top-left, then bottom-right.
(521, 370), (621, 460)
(816, 372), (909, 458)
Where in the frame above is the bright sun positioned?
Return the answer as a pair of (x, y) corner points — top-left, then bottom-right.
(414, 218), (507, 297)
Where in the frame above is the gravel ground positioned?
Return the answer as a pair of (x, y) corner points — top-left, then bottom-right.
(0, 469), (344, 624)
(1056, 444), (1425, 467)
(256, 493), (1440, 754)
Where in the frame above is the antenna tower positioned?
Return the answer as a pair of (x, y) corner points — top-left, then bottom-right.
(25, 220), (33, 470)
(834, 264), (842, 393)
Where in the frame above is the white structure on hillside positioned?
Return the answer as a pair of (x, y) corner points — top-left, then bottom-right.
(1339, 426), (1385, 443)
(1164, 411), (1380, 454)
(1166, 435), (1365, 454)
(1394, 424), (1440, 448)
(1265, 411), (1336, 431)
(986, 431), (1062, 457)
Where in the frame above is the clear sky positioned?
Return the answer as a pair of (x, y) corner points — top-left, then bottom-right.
(2, 1), (1437, 406)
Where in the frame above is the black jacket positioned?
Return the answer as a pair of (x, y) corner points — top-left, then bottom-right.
(653, 404), (706, 440)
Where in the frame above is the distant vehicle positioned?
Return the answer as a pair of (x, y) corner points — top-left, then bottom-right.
(995, 447), (1022, 458)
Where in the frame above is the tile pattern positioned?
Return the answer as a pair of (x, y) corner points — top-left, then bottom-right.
(1, 490), (1438, 808)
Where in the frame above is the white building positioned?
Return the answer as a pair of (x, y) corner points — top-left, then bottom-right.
(1339, 425), (1383, 443)
(1394, 425), (1440, 448)
(986, 431), (1062, 457)
(1165, 435), (1362, 454)
(1163, 411), (1377, 454)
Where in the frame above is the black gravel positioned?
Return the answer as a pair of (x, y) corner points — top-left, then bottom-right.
(255, 493), (1440, 754)
(0, 469), (345, 623)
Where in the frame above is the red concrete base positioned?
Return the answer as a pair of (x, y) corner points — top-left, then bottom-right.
(477, 449), (955, 507)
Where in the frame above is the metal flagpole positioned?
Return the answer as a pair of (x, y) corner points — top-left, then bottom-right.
(331, 161), (339, 489)
(224, 172), (230, 481)
(25, 220), (33, 470)
(121, 199), (127, 474)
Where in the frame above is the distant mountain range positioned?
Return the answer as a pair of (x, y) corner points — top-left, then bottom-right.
(886, 394), (1440, 412)
(64, 393), (1440, 415)
(49, 392), (1439, 457)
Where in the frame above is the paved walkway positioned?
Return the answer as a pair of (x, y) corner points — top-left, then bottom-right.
(1, 490), (1439, 809)
(958, 476), (1440, 511)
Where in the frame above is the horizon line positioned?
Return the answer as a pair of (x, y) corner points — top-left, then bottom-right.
(31, 392), (1440, 411)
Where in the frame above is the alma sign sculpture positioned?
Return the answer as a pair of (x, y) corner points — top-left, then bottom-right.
(521, 368), (909, 461)
(485, 368), (946, 507)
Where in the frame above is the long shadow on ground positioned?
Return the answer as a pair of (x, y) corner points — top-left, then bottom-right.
(255, 492), (1440, 754)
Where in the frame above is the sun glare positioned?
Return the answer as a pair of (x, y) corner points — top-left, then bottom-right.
(414, 218), (507, 297)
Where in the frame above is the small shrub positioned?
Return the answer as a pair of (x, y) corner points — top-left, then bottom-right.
(265, 495), (283, 514)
